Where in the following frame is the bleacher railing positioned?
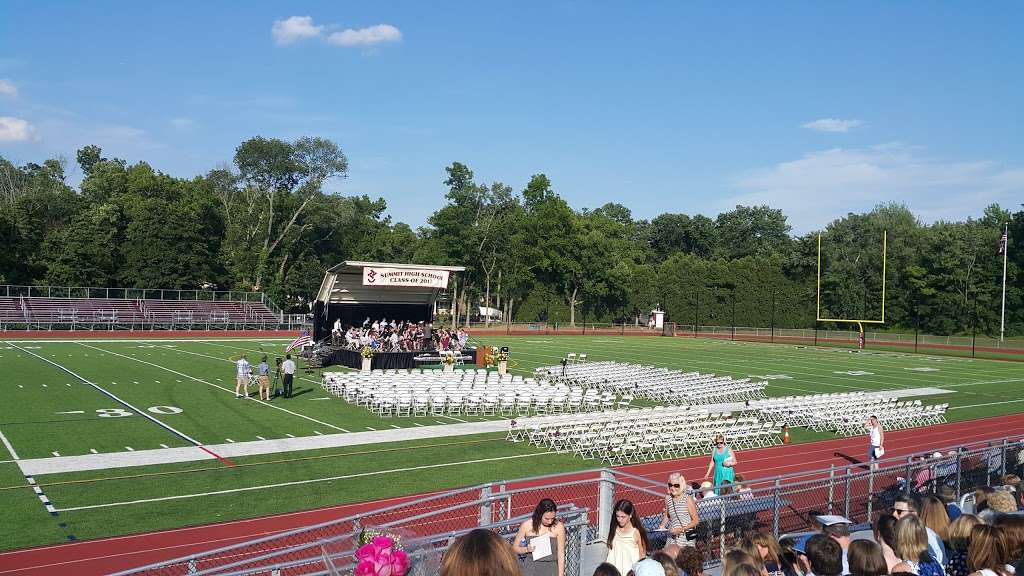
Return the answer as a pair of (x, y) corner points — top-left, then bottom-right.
(114, 433), (1024, 576)
(0, 284), (304, 331)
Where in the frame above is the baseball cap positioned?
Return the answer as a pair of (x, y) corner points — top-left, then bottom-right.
(633, 558), (667, 576)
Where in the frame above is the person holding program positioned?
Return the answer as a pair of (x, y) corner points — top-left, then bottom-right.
(705, 434), (737, 494)
(865, 415), (884, 471)
(513, 498), (566, 576)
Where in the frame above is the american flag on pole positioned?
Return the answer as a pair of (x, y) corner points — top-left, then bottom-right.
(998, 230), (1008, 255)
(286, 329), (312, 352)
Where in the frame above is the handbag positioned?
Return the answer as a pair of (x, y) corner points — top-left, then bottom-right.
(685, 527), (699, 541)
(875, 446), (885, 457)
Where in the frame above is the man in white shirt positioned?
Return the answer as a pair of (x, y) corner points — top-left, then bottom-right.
(865, 415), (884, 471)
(235, 355), (251, 399)
(281, 354), (296, 398)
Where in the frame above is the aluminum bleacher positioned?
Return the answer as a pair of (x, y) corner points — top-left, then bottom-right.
(0, 285), (288, 331)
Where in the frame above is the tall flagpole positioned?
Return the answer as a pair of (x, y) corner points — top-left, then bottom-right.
(1001, 223), (1008, 342)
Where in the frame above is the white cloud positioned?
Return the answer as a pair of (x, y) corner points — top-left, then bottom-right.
(0, 79), (16, 97)
(169, 117), (195, 128)
(0, 116), (36, 142)
(723, 143), (1024, 233)
(802, 118), (864, 133)
(327, 24), (402, 47)
(272, 16), (323, 45)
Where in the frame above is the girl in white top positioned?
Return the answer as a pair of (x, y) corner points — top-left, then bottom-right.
(865, 415), (884, 471)
(606, 499), (648, 576)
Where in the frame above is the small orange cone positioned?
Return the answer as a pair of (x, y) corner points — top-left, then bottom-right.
(782, 425), (791, 445)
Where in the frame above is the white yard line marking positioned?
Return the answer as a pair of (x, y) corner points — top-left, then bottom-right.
(285, 433), (295, 438)
(55, 453), (548, 512)
(390, 425), (401, 429)
(949, 399), (1024, 409)
(51, 452), (60, 457)
(5, 342), (215, 475)
(225, 439), (235, 443)
(89, 449), (98, 454)
(366, 426), (376, 431)
(55, 411), (85, 415)
(79, 343), (348, 433)
(313, 431), (323, 435)
(125, 447), (134, 451)
(256, 436), (266, 440)
(160, 444), (170, 449)
(413, 423), (424, 427)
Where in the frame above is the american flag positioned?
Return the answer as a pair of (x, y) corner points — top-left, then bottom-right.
(998, 230), (1008, 256)
(286, 329), (312, 352)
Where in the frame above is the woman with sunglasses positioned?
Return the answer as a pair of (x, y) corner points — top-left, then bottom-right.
(704, 434), (738, 495)
(658, 473), (701, 557)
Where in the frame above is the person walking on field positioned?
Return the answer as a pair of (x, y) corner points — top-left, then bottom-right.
(235, 354), (251, 399)
(256, 356), (271, 401)
(865, 415), (885, 471)
(281, 354), (296, 398)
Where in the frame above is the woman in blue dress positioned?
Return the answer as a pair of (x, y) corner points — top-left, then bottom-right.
(704, 434), (737, 494)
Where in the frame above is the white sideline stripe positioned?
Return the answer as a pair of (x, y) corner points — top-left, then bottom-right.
(942, 378), (1024, 388)
(55, 453), (547, 512)
(949, 399), (1024, 410)
(8, 343), (206, 451)
(79, 343), (347, 433)
(0, 426), (20, 460)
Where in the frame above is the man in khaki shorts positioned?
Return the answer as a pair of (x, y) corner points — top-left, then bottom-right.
(256, 356), (271, 401)
(235, 354), (251, 399)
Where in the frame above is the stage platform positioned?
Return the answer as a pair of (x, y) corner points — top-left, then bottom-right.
(325, 347), (478, 370)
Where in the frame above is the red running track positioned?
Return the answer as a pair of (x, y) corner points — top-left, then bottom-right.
(2, 413), (1023, 576)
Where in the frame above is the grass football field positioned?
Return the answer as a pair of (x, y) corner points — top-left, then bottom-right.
(1, 335), (1022, 551)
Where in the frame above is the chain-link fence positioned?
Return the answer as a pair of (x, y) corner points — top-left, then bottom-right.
(114, 435), (1024, 576)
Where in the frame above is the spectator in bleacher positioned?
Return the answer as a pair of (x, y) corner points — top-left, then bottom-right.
(966, 524), (1013, 576)
(592, 563), (622, 576)
(256, 356), (271, 401)
(947, 514), (982, 576)
(976, 487), (997, 514)
(281, 354), (296, 398)
(651, 551), (680, 576)
(891, 515), (944, 576)
(704, 434), (737, 495)
(920, 495), (951, 548)
(512, 498), (565, 576)
(658, 473), (700, 557)
(440, 528), (522, 576)
(722, 549), (761, 576)
(864, 416), (884, 472)
(847, 541), (887, 576)
(980, 490), (1019, 523)
(633, 558), (668, 576)
(819, 517), (853, 574)
(606, 499), (648, 576)
(892, 494), (945, 565)
(804, 534), (843, 576)
(699, 481), (715, 499)
(1001, 474), (1022, 509)
(992, 514), (1024, 574)
(458, 328), (469, 349)
(751, 533), (799, 576)
(734, 474), (755, 500)
(940, 486), (963, 521)
(874, 514), (902, 573)
(735, 539), (768, 575)
(235, 354), (251, 399)
(912, 455), (936, 492)
(675, 546), (705, 576)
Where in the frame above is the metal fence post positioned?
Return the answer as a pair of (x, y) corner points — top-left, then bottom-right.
(772, 479), (782, 535)
(844, 468), (852, 519)
(598, 470), (615, 542)
(904, 457), (914, 494)
(955, 447), (963, 495)
(866, 465), (875, 521)
(720, 493), (728, 560)
(479, 483), (493, 526)
(1002, 439), (1009, 478)
(827, 465), (836, 514)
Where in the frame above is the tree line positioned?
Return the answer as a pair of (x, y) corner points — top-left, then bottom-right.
(1, 136), (1020, 336)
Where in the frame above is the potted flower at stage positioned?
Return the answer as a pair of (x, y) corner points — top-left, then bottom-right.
(442, 352), (456, 373)
(360, 346), (374, 372)
(496, 350), (510, 376)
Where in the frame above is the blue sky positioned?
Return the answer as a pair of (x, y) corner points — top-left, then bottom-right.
(1, 1), (1021, 233)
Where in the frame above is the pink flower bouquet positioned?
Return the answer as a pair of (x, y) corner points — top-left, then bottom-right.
(353, 532), (410, 576)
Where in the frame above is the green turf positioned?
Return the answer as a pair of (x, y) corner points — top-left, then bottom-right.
(0, 334), (1022, 552)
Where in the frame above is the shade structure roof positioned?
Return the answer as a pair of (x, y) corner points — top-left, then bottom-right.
(315, 261), (465, 306)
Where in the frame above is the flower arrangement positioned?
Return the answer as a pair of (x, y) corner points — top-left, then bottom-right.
(360, 346), (375, 359)
(441, 352), (456, 365)
(495, 351), (510, 363)
(354, 530), (409, 576)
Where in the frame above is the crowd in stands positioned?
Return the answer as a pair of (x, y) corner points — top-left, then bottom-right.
(436, 473), (1024, 576)
(330, 317), (469, 352)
